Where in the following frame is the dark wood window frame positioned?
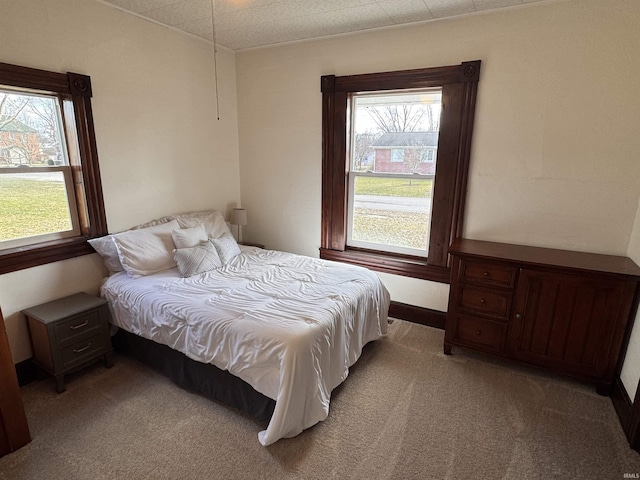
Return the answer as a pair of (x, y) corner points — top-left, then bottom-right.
(320, 61), (481, 283)
(0, 62), (107, 275)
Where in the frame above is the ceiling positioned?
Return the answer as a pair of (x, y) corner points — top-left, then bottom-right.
(101, 0), (551, 51)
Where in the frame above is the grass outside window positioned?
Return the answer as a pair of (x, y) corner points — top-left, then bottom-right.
(0, 176), (72, 242)
(354, 177), (432, 197)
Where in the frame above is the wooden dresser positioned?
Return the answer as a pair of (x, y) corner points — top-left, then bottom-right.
(444, 239), (640, 394)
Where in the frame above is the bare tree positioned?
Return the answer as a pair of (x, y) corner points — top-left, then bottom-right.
(364, 104), (439, 133)
(353, 132), (377, 172)
(0, 93), (62, 166)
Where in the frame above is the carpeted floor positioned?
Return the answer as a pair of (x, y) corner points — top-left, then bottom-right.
(1, 320), (639, 479)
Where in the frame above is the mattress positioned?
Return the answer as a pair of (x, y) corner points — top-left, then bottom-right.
(102, 248), (390, 445)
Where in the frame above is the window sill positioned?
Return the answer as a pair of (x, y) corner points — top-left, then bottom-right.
(319, 247), (451, 284)
(0, 237), (95, 275)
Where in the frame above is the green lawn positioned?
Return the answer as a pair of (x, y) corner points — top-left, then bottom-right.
(0, 176), (72, 242)
(354, 176), (433, 198)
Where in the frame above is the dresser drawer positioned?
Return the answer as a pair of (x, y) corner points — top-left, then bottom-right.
(460, 260), (516, 288)
(54, 309), (103, 344)
(60, 333), (107, 370)
(452, 315), (507, 353)
(458, 286), (511, 320)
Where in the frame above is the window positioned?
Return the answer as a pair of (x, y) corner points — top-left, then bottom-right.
(347, 89), (441, 257)
(422, 148), (436, 163)
(0, 62), (107, 275)
(390, 149), (405, 162)
(320, 61), (481, 283)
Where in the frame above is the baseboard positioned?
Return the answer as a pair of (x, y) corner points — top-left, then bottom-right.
(389, 301), (446, 330)
(14, 359), (37, 387)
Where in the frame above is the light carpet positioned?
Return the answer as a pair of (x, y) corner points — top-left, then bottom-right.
(1, 320), (639, 479)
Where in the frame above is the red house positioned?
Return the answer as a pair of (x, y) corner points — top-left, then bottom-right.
(370, 131), (438, 175)
(0, 116), (42, 166)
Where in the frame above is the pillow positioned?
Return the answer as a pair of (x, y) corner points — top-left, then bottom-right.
(130, 214), (174, 230)
(173, 240), (222, 277)
(113, 220), (180, 278)
(88, 236), (124, 275)
(175, 210), (231, 239)
(171, 224), (208, 249)
(211, 232), (241, 264)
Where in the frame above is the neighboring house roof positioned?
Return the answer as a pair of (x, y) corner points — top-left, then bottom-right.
(371, 131), (438, 148)
(0, 116), (38, 133)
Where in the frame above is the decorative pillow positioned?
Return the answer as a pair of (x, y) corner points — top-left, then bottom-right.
(175, 210), (231, 239)
(173, 240), (222, 277)
(171, 224), (208, 249)
(211, 232), (241, 264)
(88, 236), (124, 275)
(113, 219), (180, 278)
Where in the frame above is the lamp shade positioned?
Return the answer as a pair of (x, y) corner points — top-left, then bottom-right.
(230, 208), (247, 226)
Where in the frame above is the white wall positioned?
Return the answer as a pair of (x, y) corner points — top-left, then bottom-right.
(0, 0), (240, 362)
(236, 0), (640, 395)
(236, 0), (640, 305)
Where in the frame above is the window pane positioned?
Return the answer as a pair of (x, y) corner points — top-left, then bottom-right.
(0, 171), (74, 242)
(351, 175), (432, 254)
(0, 89), (75, 246)
(348, 89), (441, 256)
(0, 89), (68, 167)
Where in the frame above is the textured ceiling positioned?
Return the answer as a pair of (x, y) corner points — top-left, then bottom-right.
(101, 0), (550, 51)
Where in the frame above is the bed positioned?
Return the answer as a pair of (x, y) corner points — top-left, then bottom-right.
(90, 210), (391, 446)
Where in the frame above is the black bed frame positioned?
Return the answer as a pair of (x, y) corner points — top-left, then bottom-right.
(112, 329), (276, 423)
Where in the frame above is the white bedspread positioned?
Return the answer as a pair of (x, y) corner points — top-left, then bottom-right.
(102, 248), (390, 446)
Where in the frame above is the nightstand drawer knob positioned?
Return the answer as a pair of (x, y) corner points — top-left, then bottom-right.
(483, 272), (489, 277)
(479, 298), (486, 304)
(70, 320), (89, 330)
(476, 330), (482, 336)
(73, 343), (92, 354)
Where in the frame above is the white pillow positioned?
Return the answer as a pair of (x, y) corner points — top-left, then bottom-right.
(173, 240), (223, 277)
(211, 232), (241, 264)
(88, 236), (124, 275)
(113, 220), (180, 278)
(171, 224), (208, 249)
(175, 210), (231, 239)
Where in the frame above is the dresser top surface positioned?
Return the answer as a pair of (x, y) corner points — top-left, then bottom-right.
(449, 239), (640, 279)
(22, 293), (107, 324)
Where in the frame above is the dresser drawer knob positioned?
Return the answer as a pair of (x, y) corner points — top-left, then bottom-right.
(475, 330), (482, 336)
(479, 298), (486, 304)
(73, 343), (92, 354)
(515, 313), (522, 319)
(70, 320), (89, 330)
(483, 272), (489, 277)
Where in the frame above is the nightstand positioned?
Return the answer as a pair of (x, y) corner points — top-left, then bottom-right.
(23, 292), (113, 393)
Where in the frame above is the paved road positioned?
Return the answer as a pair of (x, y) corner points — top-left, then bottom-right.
(0, 172), (63, 182)
(353, 194), (431, 213)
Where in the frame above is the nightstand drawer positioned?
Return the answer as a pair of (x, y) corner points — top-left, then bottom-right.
(54, 310), (103, 344)
(60, 333), (107, 370)
(460, 260), (516, 288)
(452, 315), (507, 353)
(458, 286), (511, 320)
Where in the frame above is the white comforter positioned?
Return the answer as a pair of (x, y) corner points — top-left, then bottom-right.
(102, 248), (390, 446)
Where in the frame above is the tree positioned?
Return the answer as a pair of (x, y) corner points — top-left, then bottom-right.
(364, 103), (439, 133)
(0, 92), (62, 166)
(353, 132), (377, 172)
